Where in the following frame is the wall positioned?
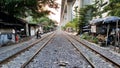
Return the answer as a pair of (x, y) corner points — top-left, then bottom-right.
(0, 29), (15, 46)
(30, 27), (36, 36)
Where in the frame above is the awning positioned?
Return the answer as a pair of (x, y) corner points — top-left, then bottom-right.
(103, 16), (120, 24)
(90, 18), (104, 25)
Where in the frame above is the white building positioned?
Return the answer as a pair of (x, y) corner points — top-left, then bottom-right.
(72, 0), (94, 18)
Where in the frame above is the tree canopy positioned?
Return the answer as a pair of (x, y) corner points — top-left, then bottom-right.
(0, 0), (59, 31)
(0, 0), (59, 17)
(103, 0), (120, 16)
(38, 16), (57, 32)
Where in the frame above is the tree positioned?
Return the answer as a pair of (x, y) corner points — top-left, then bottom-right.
(38, 16), (57, 32)
(0, 0), (59, 27)
(0, 0), (59, 17)
(77, 5), (97, 34)
(103, 0), (120, 16)
(63, 17), (79, 32)
(72, 18), (79, 31)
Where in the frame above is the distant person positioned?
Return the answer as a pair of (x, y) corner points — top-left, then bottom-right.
(36, 29), (41, 39)
(15, 34), (19, 43)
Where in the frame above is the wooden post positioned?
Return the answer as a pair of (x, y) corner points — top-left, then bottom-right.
(115, 20), (119, 46)
(116, 20), (120, 52)
(25, 23), (29, 36)
(106, 24), (110, 46)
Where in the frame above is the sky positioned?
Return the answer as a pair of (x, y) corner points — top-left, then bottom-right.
(48, 0), (61, 23)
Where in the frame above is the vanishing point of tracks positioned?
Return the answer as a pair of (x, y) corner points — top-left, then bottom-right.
(0, 31), (120, 68)
(24, 32), (92, 68)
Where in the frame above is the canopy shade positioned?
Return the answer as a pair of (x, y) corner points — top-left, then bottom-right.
(103, 16), (120, 24)
(90, 18), (104, 25)
(90, 16), (120, 25)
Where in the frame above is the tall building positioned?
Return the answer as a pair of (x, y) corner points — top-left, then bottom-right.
(72, 0), (94, 18)
(73, 0), (93, 9)
(75, 0), (109, 18)
(60, 0), (109, 26)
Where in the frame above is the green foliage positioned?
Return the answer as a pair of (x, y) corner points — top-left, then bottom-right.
(38, 17), (50, 24)
(0, 0), (59, 17)
(81, 33), (99, 44)
(0, 0), (37, 16)
(103, 0), (120, 16)
(78, 5), (94, 34)
(38, 16), (57, 31)
(63, 17), (79, 31)
(65, 22), (74, 28)
(0, 0), (58, 32)
(61, 26), (66, 30)
(81, 33), (92, 40)
(92, 37), (99, 44)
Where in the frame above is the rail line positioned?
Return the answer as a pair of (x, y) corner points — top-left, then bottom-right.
(67, 33), (120, 68)
(21, 33), (55, 68)
(64, 34), (95, 68)
(0, 32), (54, 65)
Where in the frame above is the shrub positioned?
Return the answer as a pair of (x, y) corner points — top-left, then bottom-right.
(81, 33), (98, 44)
(92, 37), (99, 44)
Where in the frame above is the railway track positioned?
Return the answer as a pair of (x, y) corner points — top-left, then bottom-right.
(67, 33), (120, 68)
(0, 32), (55, 67)
(64, 34), (95, 68)
(23, 32), (93, 68)
(1, 31), (119, 68)
(21, 33), (55, 68)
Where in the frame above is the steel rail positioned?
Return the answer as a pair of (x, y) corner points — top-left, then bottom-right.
(68, 34), (120, 68)
(64, 34), (95, 68)
(0, 32), (54, 65)
(21, 33), (55, 68)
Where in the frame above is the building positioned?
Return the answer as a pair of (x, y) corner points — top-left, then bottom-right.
(60, 0), (95, 26)
(60, 0), (110, 26)
(0, 12), (39, 46)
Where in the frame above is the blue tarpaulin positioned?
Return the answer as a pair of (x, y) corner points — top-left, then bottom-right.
(90, 16), (120, 25)
(103, 16), (120, 24)
(90, 18), (104, 25)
